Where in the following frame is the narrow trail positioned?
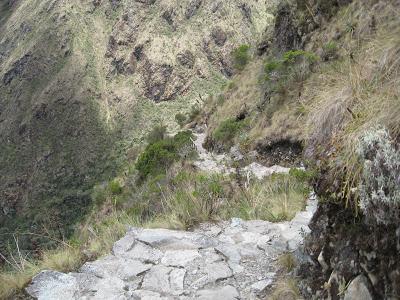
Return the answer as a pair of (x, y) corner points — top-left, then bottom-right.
(26, 130), (317, 300)
(192, 130), (294, 179)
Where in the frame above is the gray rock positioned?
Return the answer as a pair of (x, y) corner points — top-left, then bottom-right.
(185, 0), (202, 19)
(112, 232), (136, 256)
(344, 275), (373, 300)
(161, 250), (200, 267)
(80, 255), (151, 280)
(86, 276), (127, 300)
(137, 229), (192, 247)
(121, 241), (163, 263)
(211, 27), (228, 47)
(131, 290), (169, 300)
(196, 285), (239, 300)
(318, 250), (329, 271)
(141, 266), (185, 295)
(26, 270), (79, 300)
(251, 279), (273, 293)
(204, 261), (233, 283)
(215, 244), (241, 263)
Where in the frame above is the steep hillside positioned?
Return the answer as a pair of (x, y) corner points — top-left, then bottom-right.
(0, 0), (276, 250)
(0, 0), (399, 299)
(197, 0), (400, 298)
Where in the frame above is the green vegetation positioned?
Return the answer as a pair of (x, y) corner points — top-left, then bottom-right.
(146, 125), (167, 144)
(232, 44), (251, 70)
(322, 41), (339, 61)
(175, 113), (187, 127)
(282, 50), (318, 64)
(0, 212), (138, 299)
(136, 130), (195, 179)
(212, 118), (247, 147)
(108, 179), (123, 195)
(187, 104), (201, 123)
(0, 147), (311, 299)
(264, 50), (318, 82)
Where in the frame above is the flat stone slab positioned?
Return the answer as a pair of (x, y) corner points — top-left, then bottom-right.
(161, 249), (200, 267)
(26, 271), (79, 300)
(196, 285), (239, 300)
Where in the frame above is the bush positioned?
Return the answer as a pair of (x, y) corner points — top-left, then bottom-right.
(265, 59), (282, 73)
(263, 50), (318, 83)
(232, 44), (251, 70)
(289, 168), (315, 183)
(322, 41), (339, 61)
(109, 180), (123, 195)
(136, 130), (195, 179)
(175, 113), (187, 127)
(282, 50), (318, 64)
(358, 127), (400, 225)
(212, 118), (246, 144)
(188, 105), (201, 122)
(146, 125), (167, 144)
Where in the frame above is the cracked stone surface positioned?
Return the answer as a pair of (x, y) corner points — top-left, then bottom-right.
(26, 197), (316, 299)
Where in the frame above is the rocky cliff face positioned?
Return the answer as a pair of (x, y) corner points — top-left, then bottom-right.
(0, 0), (276, 251)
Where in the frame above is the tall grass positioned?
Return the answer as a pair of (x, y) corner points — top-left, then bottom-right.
(305, 10), (400, 207)
(0, 212), (140, 299)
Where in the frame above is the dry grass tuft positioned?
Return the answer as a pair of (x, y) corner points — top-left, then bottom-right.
(278, 253), (297, 273)
(270, 278), (302, 300)
(0, 212), (139, 299)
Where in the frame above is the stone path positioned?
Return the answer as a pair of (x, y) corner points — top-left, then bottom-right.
(26, 129), (317, 299)
(26, 196), (317, 300)
(192, 131), (294, 179)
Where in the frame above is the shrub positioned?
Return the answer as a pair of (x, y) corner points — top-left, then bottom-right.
(175, 113), (187, 127)
(358, 127), (400, 225)
(146, 125), (167, 144)
(136, 130), (195, 179)
(265, 59), (282, 73)
(322, 41), (339, 61)
(135, 140), (177, 179)
(232, 44), (251, 70)
(263, 50), (318, 84)
(212, 118), (246, 144)
(289, 168), (316, 183)
(227, 81), (236, 90)
(188, 105), (201, 122)
(109, 180), (123, 195)
(282, 50), (318, 64)
(278, 253), (297, 273)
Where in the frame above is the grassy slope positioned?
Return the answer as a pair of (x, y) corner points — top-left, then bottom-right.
(0, 0), (116, 253)
(202, 0), (400, 205)
(0, 0), (278, 254)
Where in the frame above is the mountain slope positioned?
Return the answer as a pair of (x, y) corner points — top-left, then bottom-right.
(0, 0), (276, 251)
